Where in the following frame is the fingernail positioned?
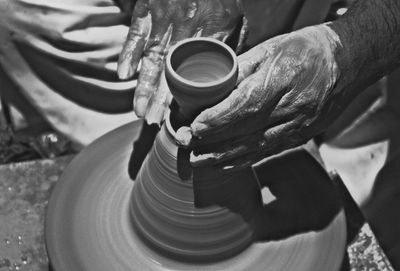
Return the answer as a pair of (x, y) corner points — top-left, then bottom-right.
(134, 97), (149, 117)
(146, 105), (165, 125)
(191, 122), (208, 135)
(118, 61), (134, 80)
(222, 162), (251, 172)
(175, 127), (192, 146)
(190, 152), (216, 167)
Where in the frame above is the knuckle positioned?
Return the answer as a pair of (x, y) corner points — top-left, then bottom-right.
(138, 71), (160, 86)
(133, 1), (149, 17)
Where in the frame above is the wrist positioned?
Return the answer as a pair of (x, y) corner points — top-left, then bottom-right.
(326, 0), (400, 98)
(323, 22), (359, 98)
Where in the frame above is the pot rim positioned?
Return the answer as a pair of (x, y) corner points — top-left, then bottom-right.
(166, 37), (238, 89)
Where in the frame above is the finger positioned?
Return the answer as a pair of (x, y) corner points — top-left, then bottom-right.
(189, 132), (265, 167)
(194, 27), (204, 37)
(236, 39), (277, 83)
(181, 94), (301, 158)
(169, 2), (198, 44)
(207, 31), (232, 43)
(128, 121), (159, 179)
(260, 98), (302, 128)
(144, 71), (172, 125)
(235, 16), (249, 54)
(192, 119), (302, 169)
(177, 147), (192, 181)
(118, 1), (151, 79)
(170, 25), (198, 45)
(199, 8), (236, 43)
(134, 24), (173, 117)
(200, 0), (242, 36)
(159, 0), (198, 45)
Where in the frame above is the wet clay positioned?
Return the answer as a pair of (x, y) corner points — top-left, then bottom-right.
(176, 51), (233, 83)
(130, 119), (258, 262)
(165, 38), (238, 121)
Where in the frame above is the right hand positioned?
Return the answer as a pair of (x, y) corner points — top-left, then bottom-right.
(117, 0), (246, 125)
(176, 25), (347, 169)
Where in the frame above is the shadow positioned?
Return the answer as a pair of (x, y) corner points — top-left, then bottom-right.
(318, 68), (400, 269)
(363, 154), (400, 270)
(331, 173), (365, 245)
(192, 163), (262, 225)
(128, 121), (159, 180)
(192, 148), (342, 242)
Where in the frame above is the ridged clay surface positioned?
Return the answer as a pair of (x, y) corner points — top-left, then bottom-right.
(46, 120), (347, 271)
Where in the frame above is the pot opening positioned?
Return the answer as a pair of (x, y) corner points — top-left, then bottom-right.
(170, 40), (235, 85)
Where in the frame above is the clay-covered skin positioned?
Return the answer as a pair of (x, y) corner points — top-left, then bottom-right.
(117, 0), (245, 125)
(176, 0), (400, 169)
(176, 25), (344, 168)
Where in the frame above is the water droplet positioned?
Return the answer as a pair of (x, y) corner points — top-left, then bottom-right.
(0, 258), (11, 268)
(13, 262), (22, 270)
(17, 235), (23, 245)
(47, 133), (59, 143)
(4, 238), (11, 245)
(21, 255), (28, 265)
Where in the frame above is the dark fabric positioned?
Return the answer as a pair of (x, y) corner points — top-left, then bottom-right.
(363, 153), (400, 270)
(243, 0), (333, 48)
(293, 0), (333, 30)
(0, 66), (51, 132)
(0, 0), (134, 116)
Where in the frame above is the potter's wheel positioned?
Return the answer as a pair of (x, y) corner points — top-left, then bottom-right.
(46, 120), (347, 271)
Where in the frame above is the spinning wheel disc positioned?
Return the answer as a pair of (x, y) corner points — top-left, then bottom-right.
(46, 120), (347, 271)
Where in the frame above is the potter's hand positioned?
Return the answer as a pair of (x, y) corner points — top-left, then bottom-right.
(118, 0), (245, 125)
(176, 25), (346, 169)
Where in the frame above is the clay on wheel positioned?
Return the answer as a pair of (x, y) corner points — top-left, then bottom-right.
(45, 120), (347, 271)
(130, 118), (257, 262)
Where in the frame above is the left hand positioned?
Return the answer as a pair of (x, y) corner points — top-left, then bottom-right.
(176, 24), (350, 169)
(117, 0), (245, 125)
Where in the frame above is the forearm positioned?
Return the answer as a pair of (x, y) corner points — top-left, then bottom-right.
(328, 0), (400, 99)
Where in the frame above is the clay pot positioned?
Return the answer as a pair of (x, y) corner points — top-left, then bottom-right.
(128, 39), (255, 261)
(130, 116), (258, 262)
(165, 37), (238, 121)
